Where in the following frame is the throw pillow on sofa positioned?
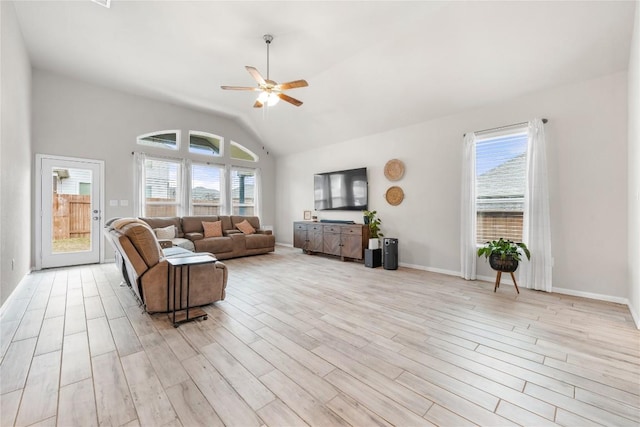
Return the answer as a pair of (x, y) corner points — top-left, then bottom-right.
(203, 220), (223, 238)
(154, 225), (176, 239)
(236, 219), (256, 235)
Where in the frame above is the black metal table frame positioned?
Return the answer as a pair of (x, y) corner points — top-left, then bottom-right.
(166, 254), (216, 327)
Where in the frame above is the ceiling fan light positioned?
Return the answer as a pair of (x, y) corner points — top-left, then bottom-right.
(257, 91), (269, 103)
(267, 93), (280, 106)
(258, 91), (279, 106)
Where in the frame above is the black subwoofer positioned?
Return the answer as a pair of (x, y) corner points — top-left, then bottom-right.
(364, 248), (382, 268)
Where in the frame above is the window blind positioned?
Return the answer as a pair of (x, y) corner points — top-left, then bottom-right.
(475, 132), (527, 243)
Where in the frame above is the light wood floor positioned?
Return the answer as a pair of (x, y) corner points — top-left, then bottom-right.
(1, 246), (639, 426)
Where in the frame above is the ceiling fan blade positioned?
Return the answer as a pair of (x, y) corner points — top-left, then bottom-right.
(277, 79), (309, 90)
(278, 93), (303, 107)
(253, 100), (264, 108)
(246, 66), (266, 86)
(221, 86), (259, 91)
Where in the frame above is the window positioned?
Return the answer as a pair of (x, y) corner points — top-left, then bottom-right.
(135, 131), (262, 218)
(475, 130), (527, 243)
(231, 167), (256, 215)
(137, 131), (179, 150)
(230, 141), (258, 162)
(190, 131), (222, 156)
(142, 157), (182, 216)
(191, 163), (223, 215)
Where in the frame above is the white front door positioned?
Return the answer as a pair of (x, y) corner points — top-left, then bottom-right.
(38, 155), (103, 269)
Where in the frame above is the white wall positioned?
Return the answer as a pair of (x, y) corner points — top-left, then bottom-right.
(1, 1), (32, 306)
(32, 70), (276, 263)
(628, 1), (640, 327)
(277, 71), (629, 301)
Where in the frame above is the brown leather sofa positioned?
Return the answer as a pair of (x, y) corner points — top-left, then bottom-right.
(140, 215), (275, 260)
(106, 218), (227, 313)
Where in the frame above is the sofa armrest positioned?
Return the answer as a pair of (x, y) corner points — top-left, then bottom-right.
(185, 232), (204, 241)
(256, 229), (273, 235)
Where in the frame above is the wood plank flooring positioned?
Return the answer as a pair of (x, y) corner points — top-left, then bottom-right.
(1, 246), (639, 426)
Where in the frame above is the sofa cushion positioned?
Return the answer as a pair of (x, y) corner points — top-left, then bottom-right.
(182, 216), (220, 233)
(236, 219), (256, 235)
(140, 217), (183, 238)
(154, 225), (175, 239)
(122, 223), (163, 267)
(203, 221), (223, 238)
(218, 216), (233, 233)
(245, 234), (275, 250)
(112, 218), (148, 230)
(194, 237), (234, 254)
(231, 215), (260, 231)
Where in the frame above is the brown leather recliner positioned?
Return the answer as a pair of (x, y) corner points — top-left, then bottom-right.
(106, 219), (227, 313)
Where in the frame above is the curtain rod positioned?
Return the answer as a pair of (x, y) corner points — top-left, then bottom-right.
(463, 118), (548, 137)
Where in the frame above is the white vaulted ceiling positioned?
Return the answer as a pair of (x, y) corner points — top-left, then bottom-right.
(12, 1), (636, 155)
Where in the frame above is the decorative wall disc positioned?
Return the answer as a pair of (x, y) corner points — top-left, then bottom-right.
(384, 159), (405, 181)
(385, 186), (404, 206)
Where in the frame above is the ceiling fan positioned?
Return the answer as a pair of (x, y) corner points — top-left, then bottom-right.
(221, 34), (308, 108)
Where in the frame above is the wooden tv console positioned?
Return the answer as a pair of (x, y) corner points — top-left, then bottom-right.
(293, 221), (370, 261)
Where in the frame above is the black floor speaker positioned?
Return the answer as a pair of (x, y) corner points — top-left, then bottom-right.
(364, 248), (382, 268)
(383, 238), (398, 270)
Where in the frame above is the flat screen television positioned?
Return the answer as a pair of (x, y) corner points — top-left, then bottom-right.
(314, 167), (368, 211)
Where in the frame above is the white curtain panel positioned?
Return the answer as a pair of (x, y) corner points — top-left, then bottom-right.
(460, 132), (477, 280)
(255, 168), (262, 219)
(133, 151), (147, 217)
(222, 164), (231, 215)
(183, 159), (192, 217)
(519, 119), (553, 291)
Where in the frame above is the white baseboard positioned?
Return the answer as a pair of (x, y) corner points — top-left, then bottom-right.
(552, 286), (629, 306)
(276, 242), (293, 248)
(398, 262), (637, 325)
(0, 268), (33, 315)
(398, 262), (460, 277)
(628, 300), (640, 329)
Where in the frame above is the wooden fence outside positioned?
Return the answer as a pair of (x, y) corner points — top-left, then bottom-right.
(53, 194), (91, 239)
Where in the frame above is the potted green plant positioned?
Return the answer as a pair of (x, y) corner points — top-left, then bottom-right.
(477, 238), (530, 272)
(363, 210), (383, 249)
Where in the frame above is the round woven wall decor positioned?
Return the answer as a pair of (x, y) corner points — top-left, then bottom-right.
(385, 186), (404, 206)
(384, 159), (405, 181)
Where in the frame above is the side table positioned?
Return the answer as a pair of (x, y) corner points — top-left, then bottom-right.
(166, 254), (216, 327)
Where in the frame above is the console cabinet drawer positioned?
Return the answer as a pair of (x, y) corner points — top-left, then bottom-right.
(341, 226), (362, 235)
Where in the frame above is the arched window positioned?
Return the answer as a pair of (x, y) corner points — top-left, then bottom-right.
(230, 141), (258, 162)
(189, 131), (223, 156)
(137, 130), (179, 150)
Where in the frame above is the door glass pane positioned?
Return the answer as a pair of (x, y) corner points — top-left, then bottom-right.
(52, 167), (92, 253)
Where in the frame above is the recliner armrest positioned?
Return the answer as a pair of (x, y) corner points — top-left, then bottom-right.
(256, 230), (273, 235)
(185, 232), (203, 241)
